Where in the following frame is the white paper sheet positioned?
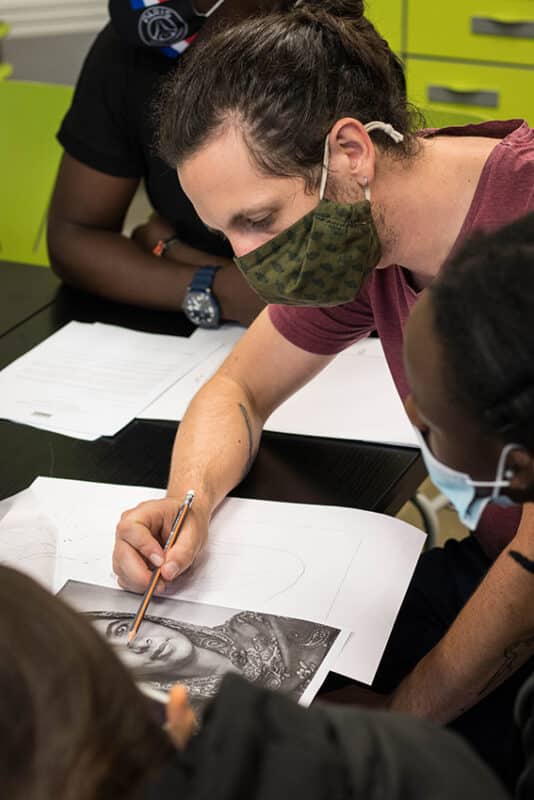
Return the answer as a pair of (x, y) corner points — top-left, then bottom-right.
(0, 486), (28, 523)
(0, 322), (221, 440)
(0, 488), (59, 588)
(139, 334), (418, 447)
(3, 477), (424, 683)
(138, 325), (245, 421)
(267, 339), (417, 446)
(186, 324), (246, 349)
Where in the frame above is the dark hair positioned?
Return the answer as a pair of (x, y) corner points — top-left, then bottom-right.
(430, 212), (534, 449)
(0, 566), (174, 800)
(157, 0), (420, 191)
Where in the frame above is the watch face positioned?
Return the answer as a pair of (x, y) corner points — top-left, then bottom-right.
(183, 290), (220, 328)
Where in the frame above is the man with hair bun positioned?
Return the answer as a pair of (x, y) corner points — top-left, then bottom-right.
(114, 0), (534, 786)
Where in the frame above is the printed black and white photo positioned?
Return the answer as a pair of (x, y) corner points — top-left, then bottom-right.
(59, 581), (342, 712)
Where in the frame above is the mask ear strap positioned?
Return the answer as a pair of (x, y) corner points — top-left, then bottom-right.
(469, 443), (521, 490)
(319, 136), (330, 200)
(194, 0), (225, 18)
(491, 443), (522, 498)
(364, 121), (405, 143)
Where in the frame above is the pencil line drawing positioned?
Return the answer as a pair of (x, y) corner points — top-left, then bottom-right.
(325, 539), (362, 621)
(177, 541), (306, 602)
(0, 543), (56, 564)
(0, 508), (58, 587)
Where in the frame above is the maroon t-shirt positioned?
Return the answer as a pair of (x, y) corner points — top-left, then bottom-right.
(270, 120), (534, 560)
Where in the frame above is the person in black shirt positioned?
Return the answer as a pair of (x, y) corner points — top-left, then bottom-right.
(47, 1), (282, 326)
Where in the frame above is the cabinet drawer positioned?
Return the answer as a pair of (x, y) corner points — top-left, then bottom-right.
(366, 0), (402, 54)
(407, 58), (534, 125)
(408, 0), (534, 65)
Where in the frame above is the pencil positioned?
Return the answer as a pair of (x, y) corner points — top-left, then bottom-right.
(127, 489), (195, 645)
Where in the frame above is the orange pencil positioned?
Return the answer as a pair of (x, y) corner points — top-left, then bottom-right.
(127, 489), (195, 645)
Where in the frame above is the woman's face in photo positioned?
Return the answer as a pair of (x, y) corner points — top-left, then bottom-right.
(93, 617), (195, 672)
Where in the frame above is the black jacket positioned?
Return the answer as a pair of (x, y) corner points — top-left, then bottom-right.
(145, 674), (507, 800)
(515, 671), (534, 798)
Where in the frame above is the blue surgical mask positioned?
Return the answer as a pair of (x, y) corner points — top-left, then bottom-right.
(414, 428), (518, 530)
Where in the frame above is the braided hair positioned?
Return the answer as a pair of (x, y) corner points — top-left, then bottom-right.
(430, 212), (534, 449)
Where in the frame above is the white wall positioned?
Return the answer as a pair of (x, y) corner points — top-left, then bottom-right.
(0, 1), (108, 84)
(0, 1), (107, 38)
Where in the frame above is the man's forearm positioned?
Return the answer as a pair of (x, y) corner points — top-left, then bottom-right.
(391, 508), (534, 723)
(167, 372), (264, 516)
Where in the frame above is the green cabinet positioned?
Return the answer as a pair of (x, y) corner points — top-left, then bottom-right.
(366, 0), (403, 53)
(407, 58), (533, 122)
(366, 0), (534, 125)
(408, 0), (534, 65)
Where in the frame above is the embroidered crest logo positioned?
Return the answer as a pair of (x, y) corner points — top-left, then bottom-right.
(138, 6), (188, 47)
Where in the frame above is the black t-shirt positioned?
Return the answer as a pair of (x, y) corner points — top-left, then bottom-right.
(141, 674), (509, 800)
(58, 23), (232, 258)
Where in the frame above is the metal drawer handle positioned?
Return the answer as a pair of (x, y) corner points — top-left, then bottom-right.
(428, 86), (499, 108)
(471, 16), (534, 39)
(428, 85), (499, 108)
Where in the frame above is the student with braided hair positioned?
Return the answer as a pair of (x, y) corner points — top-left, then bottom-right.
(396, 212), (534, 787)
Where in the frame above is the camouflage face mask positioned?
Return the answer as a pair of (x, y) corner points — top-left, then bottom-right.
(233, 121), (404, 307)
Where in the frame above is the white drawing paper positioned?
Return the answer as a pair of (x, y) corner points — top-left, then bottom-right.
(139, 335), (418, 447)
(5, 477), (424, 683)
(0, 488), (59, 588)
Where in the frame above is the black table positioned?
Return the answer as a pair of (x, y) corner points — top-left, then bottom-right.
(0, 264), (426, 515)
(0, 260), (60, 336)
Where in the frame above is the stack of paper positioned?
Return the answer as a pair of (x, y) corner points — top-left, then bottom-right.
(139, 328), (418, 447)
(0, 322), (223, 440)
(0, 477), (425, 684)
(0, 319), (416, 447)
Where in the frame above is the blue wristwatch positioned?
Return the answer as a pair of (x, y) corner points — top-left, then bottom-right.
(182, 266), (221, 329)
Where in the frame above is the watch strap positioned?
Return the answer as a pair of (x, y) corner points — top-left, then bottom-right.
(189, 265), (220, 292)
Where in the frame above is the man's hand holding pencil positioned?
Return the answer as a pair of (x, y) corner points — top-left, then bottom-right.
(113, 491), (206, 595)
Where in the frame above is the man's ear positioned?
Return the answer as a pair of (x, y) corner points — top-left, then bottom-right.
(327, 117), (377, 188)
